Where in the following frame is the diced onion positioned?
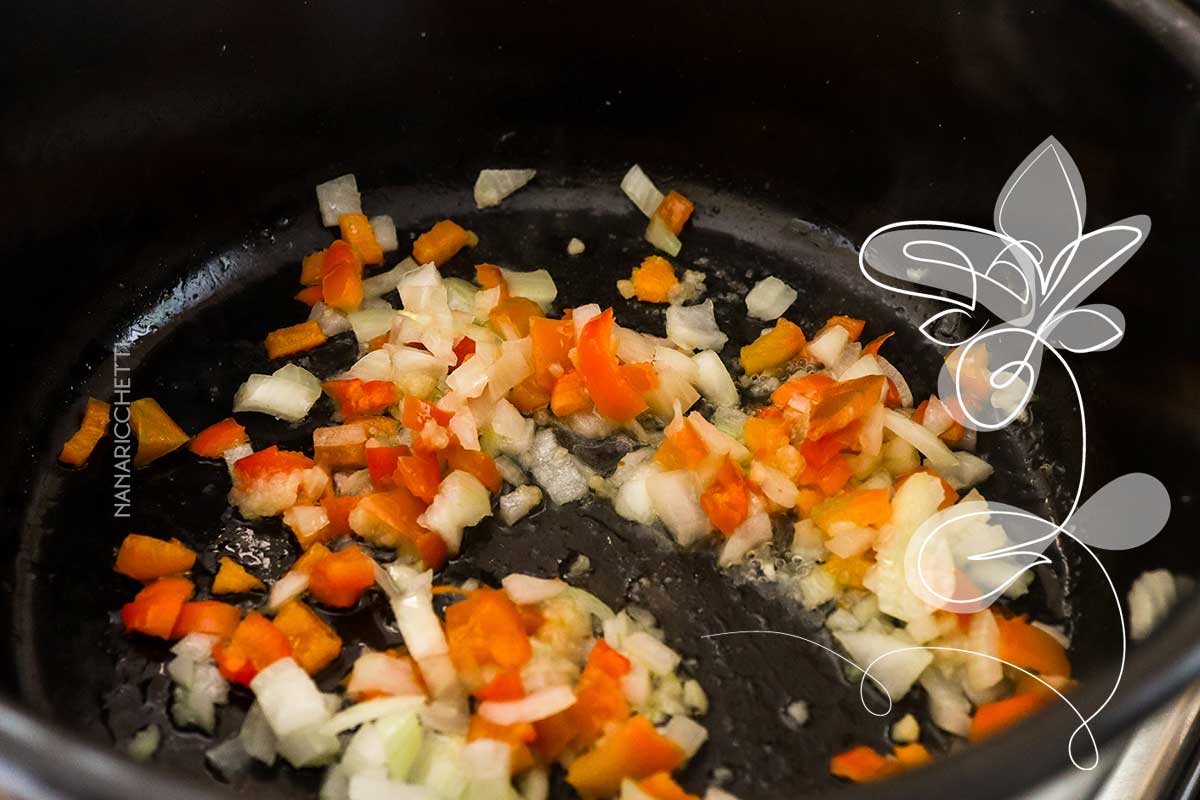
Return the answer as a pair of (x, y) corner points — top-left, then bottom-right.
(825, 523), (875, 558)
(797, 566), (838, 608)
(666, 301), (727, 352)
(501, 573), (566, 605)
(838, 354), (884, 383)
(622, 631), (682, 675)
(691, 350), (738, 407)
(321, 696), (425, 737)
(250, 658), (331, 737)
(965, 610), (1004, 691)
(922, 395), (954, 436)
(876, 355), (913, 407)
(686, 412), (750, 462)
(1129, 569), (1189, 640)
(309, 301), (353, 336)
(363, 258), (419, 299)
(750, 461), (799, 508)
(239, 703), (277, 765)
(620, 165), (664, 218)
(661, 716), (708, 758)
(234, 364), (322, 422)
(646, 470), (711, 546)
(882, 409), (959, 471)
(268, 570), (310, 612)
(572, 303), (602, 340)
(919, 668), (972, 737)
(719, 510), (773, 566)
(791, 519), (826, 561)
(807, 325), (849, 367)
(645, 214), (682, 257)
(368, 215), (398, 253)
(527, 429), (591, 505)
(475, 169), (536, 209)
(348, 308), (396, 345)
(937, 451), (993, 490)
(478, 686), (576, 725)
(500, 268), (557, 310)
(833, 630), (932, 699)
(376, 567), (450, 662)
(204, 736), (250, 779)
(316, 174), (362, 227)
(347, 774), (429, 800)
(417, 470), (491, 554)
(615, 326), (660, 365)
(745, 277), (798, 321)
(490, 399), (535, 455)
(347, 653), (426, 700)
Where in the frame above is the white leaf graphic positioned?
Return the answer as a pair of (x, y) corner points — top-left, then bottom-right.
(1044, 305), (1124, 353)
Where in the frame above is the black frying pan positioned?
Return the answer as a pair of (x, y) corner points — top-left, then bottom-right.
(2, 2), (1199, 799)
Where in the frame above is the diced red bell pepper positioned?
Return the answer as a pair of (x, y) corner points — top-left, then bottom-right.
(121, 577), (195, 639)
(188, 418), (249, 458)
(233, 446), (315, 483)
(577, 309), (648, 422)
(171, 600), (242, 640)
(307, 545), (376, 608)
(213, 612), (292, 685)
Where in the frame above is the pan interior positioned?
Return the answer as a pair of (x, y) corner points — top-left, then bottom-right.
(9, 181), (1085, 799)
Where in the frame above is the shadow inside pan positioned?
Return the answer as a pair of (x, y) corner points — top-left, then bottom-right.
(9, 181), (1098, 799)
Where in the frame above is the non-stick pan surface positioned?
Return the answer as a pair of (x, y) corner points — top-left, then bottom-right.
(5, 179), (1121, 799)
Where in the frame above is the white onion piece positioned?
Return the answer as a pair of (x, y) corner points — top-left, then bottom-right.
(719, 510), (773, 566)
(621, 661), (652, 707)
(839, 354), (885, 383)
(645, 214), (682, 257)
(222, 442), (254, 478)
(882, 409), (959, 471)
(666, 302), (726, 353)
(234, 365), (322, 422)
(661, 716), (708, 758)
(653, 346), (699, 383)
(833, 631), (932, 699)
(474, 286), (502, 323)
(749, 461), (799, 508)
(615, 326), (659, 365)
(645, 368), (700, 420)
(475, 169), (537, 209)
(859, 403), (885, 457)
(797, 567), (838, 608)
(502, 573), (566, 605)
(204, 736), (249, 778)
(703, 789), (741, 800)
(375, 567), (449, 661)
(791, 519), (826, 561)
(572, 303), (602, 341)
(417, 470), (491, 554)
(321, 696), (425, 737)
(965, 610), (1004, 691)
(527, 429), (591, 505)
(348, 308), (396, 345)
(808, 325), (850, 367)
(937, 451), (993, 490)
(620, 165), (664, 218)
(613, 461), (659, 525)
(691, 350), (738, 407)
(490, 399), (535, 456)
(876, 355), (914, 407)
(745, 277), (798, 321)
(485, 338), (533, 402)
(1129, 569), (1189, 639)
(309, 301), (353, 336)
(315, 174), (361, 227)
(922, 395), (955, 436)
(478, 686), (576, 726)
(347, 774), (429, 800)
(687, 412), (750, 462)
(367, 215), (398, 253)
(567, 238), (586, 256)
(494, 455), (526, 487)
(646, 470), (711, 546)
(347, 653), (426, 700)
(387, 345), (447, 400)
(825, 523), (875, 558)
(622, 631), (682, 675)
(346, 348), (392, 382)
(267, 571), (310, 612)
(250, 658), (331, 737)
(500, 268), (557, 310)
(918, 668), (971, 737)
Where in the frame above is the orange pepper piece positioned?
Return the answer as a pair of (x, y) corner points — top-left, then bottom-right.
(339, 213), (383, 265)
(823, 553), (873, 588)
(413, 220), (471, 266)
(308, 545), (376, 608)
(445, 588), (533, 680)
(577, 309), (648, 421)
(701, 457), (750, 537)
(742, 411), (792, 459)
(188, 417), (248, 458)
(822, 315), (867, 342)
(468, 714), (537, 775)
(970, 692), (1052, 741)
(655, 418), (709, 470)
(265, 320), (327, 359)
(446, 444), (502, 494)
(121, 577), (195, 639)
(806, 375), (885, 441)
(114, 534), (197, 581)
(654, 191), (695, 236)
(995, 612), (1071, 678)
(212, 557), (265, 594)
(130, 398), (190, 467)
(771, 372), (836, 409)
(490, 296), (543, 339)
(829, 745), (900, 783)
(740, 318), (807, 375)
(172, 600), (241, 640)
(348, 487), (434, 559)
(272, 599), (343, 675)
(629, 255), (678, 303)
(295, 285), (324, 306)
(321, 239), (364, 311)
(862, 331), (894, 356)
(321, 378), (398, 419)
(214, 611), (292, 685)
(565, 715), (685, 800)
(810, 488), (892, 532)
(59, 398), (110, 466)
(396, 450), (442, 504)
(529, 316), (575, 389)
(638, 773), (700, 800)
(550, 371), (593, 417)
(232, 446), (315, 483)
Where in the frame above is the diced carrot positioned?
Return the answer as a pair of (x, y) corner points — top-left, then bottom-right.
(862, 331), (894, 356)
(232, 446), (315, 483)
(475, 263), (508, 295)
(970, 692), (1052, 741)
(446, 445), (502, 494)
(413, 220), (471, 266)
(292, 542), (332, 575)
(212, 557), (265, 594)
(551, 371), (593, 417)
(468, 715), (536, 775)
(308, 545), (376, 608)
(339, 213), (383, 265)
(630, 256), (678, 303)
(401, 395), (454, 433)
(121, 577), (195, 639)
(638, 773), (700, 800)
(265, 320), (327, 359)
(322, 239), (364, 312)
(321, 378), (398, 419)
(474, 669), (525, 702)
(810, 488), (892, 532)
(172, 600), (241, 640)
(565, 715), (685, 800)
(655, 418), (709, 470)
(654, 191), (695, 236)
(490, 297), (542, 340)
(188, 418), (248, 458)
(823, 315), (866, 342)
(577, 309), (648, 421)
(295, 285), (324, 306)
(114, 534), (197, 581)
(742, 411), (792, 459)
(214, 611), (292, 685)
(530, 316), (575, 389)
(272, 600), (343, 675)
(445, 588), (533, 683)
(319, 495), (361, 538)
(995, 612), (1071, 678)
(509, 377), (552, 414)
(771, 372), (836, 409)
(701, 458), (750, 536)
(130, 398), (190, 467)
(396, 450), (442, 504)
(823, 553), (873, 588)
(59, 398), (110, 466)
(806, 375), (885, 441)
(300, 249), (327, 285)
(829, 745), (899, 783)
(895, 468), (958, 510)
(348, 487), (432, 558)
(740, 318), (807, 375)
(365, 443), (409, 488)
(313, 423), (369, 470)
